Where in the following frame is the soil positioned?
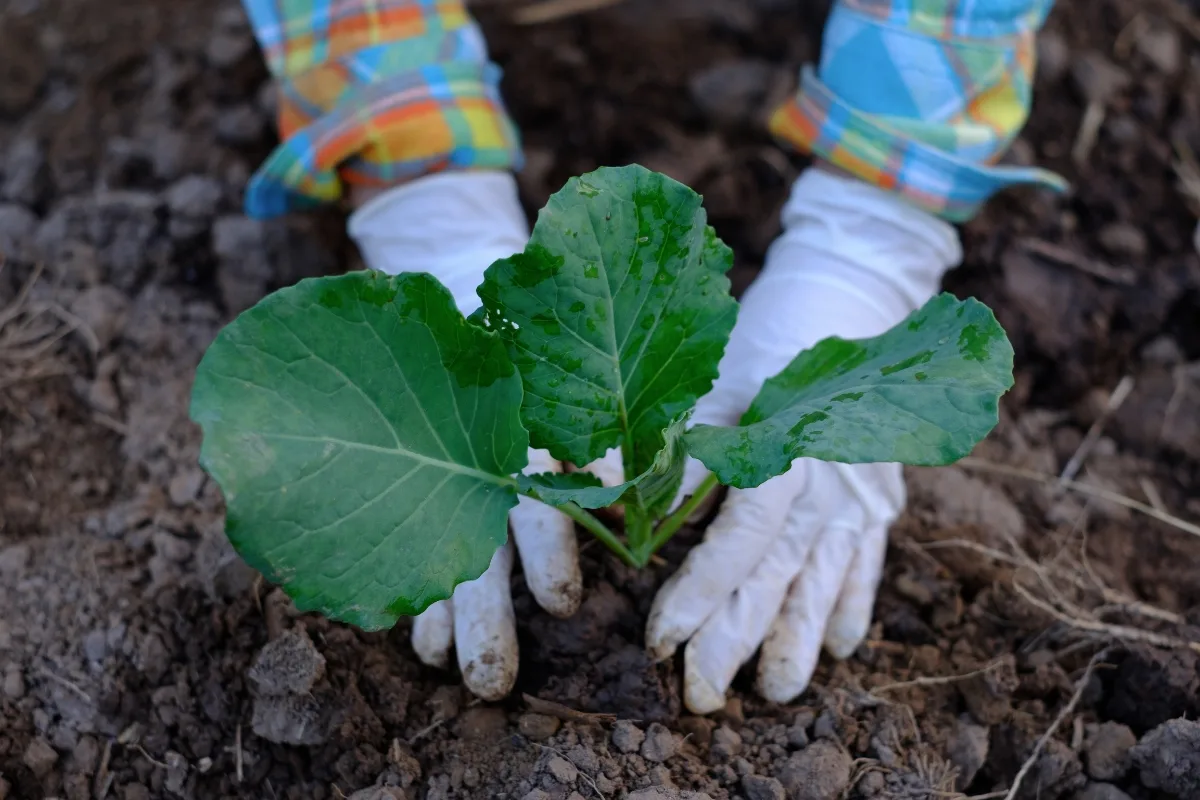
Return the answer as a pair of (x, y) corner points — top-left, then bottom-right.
(3, 0), (1200, 798)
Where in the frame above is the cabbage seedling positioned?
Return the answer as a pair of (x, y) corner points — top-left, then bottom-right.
(190, 165), (1013, 630)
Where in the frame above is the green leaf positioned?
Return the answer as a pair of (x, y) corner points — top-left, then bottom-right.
(517, 472), (626, 509)
(190, 271), (529, 630)
(626, 413), (689, 518)
(684, 294), (1014, 489)
(516, 415), (689, 512)
(478, 164), (738, 484)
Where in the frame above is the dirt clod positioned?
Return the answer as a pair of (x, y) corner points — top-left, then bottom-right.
(519, 713), (561, 742)
(23, 737), (59, 779)
(742, 774), (787, 800)
(251, 692), (331, 746)
(546, 755), (578, 785)
(612, 720), (645, 754)
(456, 707), (507, 742)
(711, 724), (742, 760)
(165, 175), (224, 219)
(641, 722), (679, 762)
(1130, 718), (1200, 797)
(1074, 784), (1133, 800)
(348, 787), (407, 800)
(947, 715), (990, 790)
(777, 740), (851, 800)
(1084, 722), (1135, 781)
(248, 629), (326, 695)
(626, 788), (712, 800)
(1104, 648), (1199, 732)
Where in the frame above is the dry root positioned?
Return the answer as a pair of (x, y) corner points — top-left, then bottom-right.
(0, 261), (93, 408)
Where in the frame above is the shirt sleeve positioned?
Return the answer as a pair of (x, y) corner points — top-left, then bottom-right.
(768, 0), (1067, 222)
(241, 0), (522, 218)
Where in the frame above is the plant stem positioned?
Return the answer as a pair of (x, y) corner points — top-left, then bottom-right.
(553, 501), (639, 567)
(643, 472), (721, 560)
(625, 506), (653, 561)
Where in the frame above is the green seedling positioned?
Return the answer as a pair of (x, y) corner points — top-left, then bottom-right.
(190, 165), (1014, 631)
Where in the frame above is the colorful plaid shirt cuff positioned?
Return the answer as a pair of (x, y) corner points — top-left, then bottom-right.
(242, 0), (522, 218)
(768, 0), (1067, 222)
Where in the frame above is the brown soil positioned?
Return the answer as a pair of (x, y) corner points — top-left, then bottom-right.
(3, 0), (1200, 798)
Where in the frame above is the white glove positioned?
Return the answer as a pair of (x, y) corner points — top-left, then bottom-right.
(646, 167), (962, 714)
(348, 171), (583, 701)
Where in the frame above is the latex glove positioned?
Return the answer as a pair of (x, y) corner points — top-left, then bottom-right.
(348, 171), (581, 701)
(646, 167), (963, 714)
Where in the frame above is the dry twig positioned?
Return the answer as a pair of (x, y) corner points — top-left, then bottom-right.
(958, 457), (1200, 540)
(1072, 101), (1106, 166)
(523, 693), (617, 724)
(1058, 375), (1134, 485)
(1174, 134), (1200, 214)
(1013, 582), (1200, 655)
(1016, 238), (1137, 285)
(870, 661), (1005, 696)
(1000, 649), (1112, 800)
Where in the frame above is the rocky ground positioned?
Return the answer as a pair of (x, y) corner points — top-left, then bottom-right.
(3, 0), (1200, 798)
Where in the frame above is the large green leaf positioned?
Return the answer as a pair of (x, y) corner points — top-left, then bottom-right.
(684, 294), (1014, 489)
(516, 415), (689, 511)
(190, 272), (528, 630)
(478, 164), (738, 488)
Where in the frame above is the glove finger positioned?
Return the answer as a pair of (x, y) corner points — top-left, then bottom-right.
(824, 522), (888, 659)
(512, 449), (583, 618)
(646, 466), (807, 662)
(681, 514), (821, 714)
(412, 598), (454, 669)
(453, 542), (518, 701)
(757, 523), (857, 704)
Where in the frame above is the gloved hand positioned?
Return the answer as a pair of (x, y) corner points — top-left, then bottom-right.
(645, 167), (962, 714)
(348, 170), (582, 701)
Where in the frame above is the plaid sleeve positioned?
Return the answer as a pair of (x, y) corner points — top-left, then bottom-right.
(242, 0), (522, 218)
(768, 0), (1067, 222)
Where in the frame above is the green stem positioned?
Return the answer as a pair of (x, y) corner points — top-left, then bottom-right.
(626, 507), (653, 565)
(553, 500), (639, 568)
(644, 472), (721, 559)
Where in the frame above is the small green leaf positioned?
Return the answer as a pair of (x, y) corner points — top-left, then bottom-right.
(479, 164), (738, 483)
(516, 415), (689, 512)
(626, 413), (689, 518)
(684, 294), (1014, 489)
(190, 272), (528, 630)
(517, 472), (626, 509)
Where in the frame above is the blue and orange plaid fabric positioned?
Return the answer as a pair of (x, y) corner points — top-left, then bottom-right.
(769, 0), (1067, 222)
(242, 0), (521, 218)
